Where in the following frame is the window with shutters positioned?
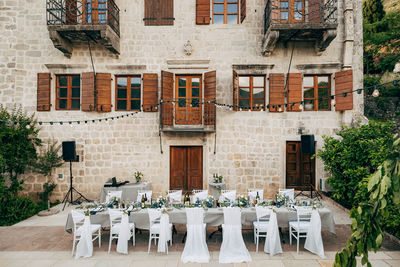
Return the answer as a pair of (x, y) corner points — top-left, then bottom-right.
(144, 0), (174, 26)
(303, 75), (331, 111)
(238, 76), (265, 110)
(115, 76), (141, 111)
(56, 75), (80, 110)
(213, 0), (239, 24)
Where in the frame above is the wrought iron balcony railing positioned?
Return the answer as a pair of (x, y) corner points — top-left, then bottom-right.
(47, 0), (120, 36)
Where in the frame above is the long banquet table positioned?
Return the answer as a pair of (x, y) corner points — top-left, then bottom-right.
(65, 207), (336, 234)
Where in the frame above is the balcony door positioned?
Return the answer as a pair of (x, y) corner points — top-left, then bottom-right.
(170, 146), (203, 193)
(286, 141), (315, 190)
(279, 0), (305, 23)
(82, 0), (107, 24)
(175, 75), (202, 125)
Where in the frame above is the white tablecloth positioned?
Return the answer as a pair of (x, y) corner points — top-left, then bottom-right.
(100, 182), (151, 202)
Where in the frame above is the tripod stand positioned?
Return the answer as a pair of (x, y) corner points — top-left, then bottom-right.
(62, 160), (91, 211)
(295, 156), (322, 200)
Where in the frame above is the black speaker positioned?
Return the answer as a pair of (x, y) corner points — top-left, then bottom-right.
(301, 135), (315, 155)
(62, 141), (76, 161)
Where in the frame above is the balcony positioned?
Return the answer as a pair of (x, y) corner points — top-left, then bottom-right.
(262, 0), (338, 56)
(160, 99), (216, 133)
(47, 0), (120, 57)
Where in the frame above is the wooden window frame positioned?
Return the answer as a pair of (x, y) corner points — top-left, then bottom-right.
(303, 74), (331, 111)
(56, 75), (80, 110)
(238, 75), (265, 111)
(279, 0), (305, 23)
(82, 0), (107, 24)
(115, 75), (142, 111)
(212, 0), (239, 24)
(174, 75), (203, 125)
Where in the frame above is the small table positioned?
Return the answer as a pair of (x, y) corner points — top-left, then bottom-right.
(208, 182), (226, 199)
(99, 181), (151, 203)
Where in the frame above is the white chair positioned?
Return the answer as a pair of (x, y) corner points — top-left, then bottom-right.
(304, 210), (325, 258)
(289, 206), (312, 253)
(192, 189), (208, 202)
(253, 206), (270, 252)
(147, 209), (172, 253)
(108, 209), (135, 254)
(105, 190), (122, 203)
(168, 190), (182, 202)
(264, 208), (283, 256)
(279, 188), (295, 203)
(71, 210), (101, 256)
(219, 190), (236, 202)
(219, 207), (251, 263)
(181, 208), (209, 263)
(137, 190), (152, 202)
(248, 189), (264, 203)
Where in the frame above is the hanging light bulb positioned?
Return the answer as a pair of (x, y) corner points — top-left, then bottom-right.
(331, 98), (335, 106)
(372, 89), (380, 97)
(25, 124), (31, 129)
(299, 104), (303, 110)
(278, 105), (282, 112)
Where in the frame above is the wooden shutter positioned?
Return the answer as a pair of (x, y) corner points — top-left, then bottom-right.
(287, 73), (303, 112)
(143, 73), (158, 112)
(81, 72), (95, 111)
(233, 70), (239, 111)
(240, 0), (246, 23)
(196, 0), (210, 25)
(161, 71), (174, 125)
(66, 0), (77, 24)
(160, 0), (174, 25)
(96, 73), (112, 112)
(309, 0), (321, 23)
(204, 71), (216, 125)
(144, 0), (157, 26)
(269, 73), (285, 112)
(335, 69), (353, 111)
(37, 73), (51, 111)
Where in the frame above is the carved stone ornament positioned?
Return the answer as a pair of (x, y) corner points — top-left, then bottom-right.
(183, 40), (192, 56)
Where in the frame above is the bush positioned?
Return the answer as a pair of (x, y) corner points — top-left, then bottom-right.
(363, 0), (385, 24)
(0, 194), (38, 226)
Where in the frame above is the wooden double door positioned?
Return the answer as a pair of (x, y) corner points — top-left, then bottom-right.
(286, 141), (315, 190)
(175, 75), (202, 125)
(170, 146), (203, 192)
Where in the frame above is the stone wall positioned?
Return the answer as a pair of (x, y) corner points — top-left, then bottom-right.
(0, 0), (364, 200)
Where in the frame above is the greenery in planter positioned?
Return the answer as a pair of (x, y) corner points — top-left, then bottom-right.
(134, 171), (143, 183)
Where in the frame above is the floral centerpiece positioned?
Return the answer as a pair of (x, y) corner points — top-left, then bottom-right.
(237, 195), (249, 208)
(107, 196), (119, 208)
(153, 195), (166, 208)
(257, 200), (274, 207)
(134, 171), (143, 183)
(276, 193), (287, 207)
(202, 196), (214, 208)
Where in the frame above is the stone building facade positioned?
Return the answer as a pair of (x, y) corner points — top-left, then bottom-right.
(0, 0), (364, 201)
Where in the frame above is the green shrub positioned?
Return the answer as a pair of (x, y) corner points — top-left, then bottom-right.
(0, 194), (38, 226)
(363, 0), (385, 24)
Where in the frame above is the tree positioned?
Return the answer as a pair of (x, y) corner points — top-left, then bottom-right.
(363, 0), (386, 24)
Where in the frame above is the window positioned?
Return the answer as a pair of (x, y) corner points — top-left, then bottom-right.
(279, 0), (304, 22)
(303, 75), (330, 111)
(56, 75), (80, 110)
(175, 75), (202, 125)
(238, 76), (265, 110)
(115, 76), (141, 111)
(83, 0), (107, 24)
(213, 0), (238, 24)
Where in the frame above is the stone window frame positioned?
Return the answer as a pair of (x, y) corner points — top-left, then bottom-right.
(115, 75), (142, 111)
(55, 74), (81, 110)
(238, 75), (266, 111)
(212, 0), (239, 24)
(303, 74), (331, 111)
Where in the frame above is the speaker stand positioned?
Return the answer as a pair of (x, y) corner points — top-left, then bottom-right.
(62, 160), (91, 211)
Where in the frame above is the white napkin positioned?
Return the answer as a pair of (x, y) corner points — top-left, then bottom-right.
(264, 211), (282, 256)
(116, 213), (130, 254)
(157, 213), (170, 253)
(75, 216), (93, 259)
(304, 210), (325, 258)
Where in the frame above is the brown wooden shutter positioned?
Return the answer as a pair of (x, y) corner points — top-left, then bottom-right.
(144, 0), (157, 26)
(161, 71), (174, 125)
(160, 0), (174, 25)
(233, 70), (239, 111)
(269, 73), (285, 112)
(196, 0), (210, 25)
(204, 71), (216, 125)
(81, 72), (95, 111)
(335, 69), (353, 111)
(37, 73), (51, 111)
(66, 0), (77, 24)
(96, 73), (112, 112)
(309, 0), (321, 23)
(143, 73), (158, 112)
(287, 73), (303, 112)
(240, 0), (246, 23)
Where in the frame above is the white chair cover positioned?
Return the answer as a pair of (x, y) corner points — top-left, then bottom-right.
(158, 213), (170, 253)
(304, 210), (325, 258)
(137, 190), (152, 202)
(148, 208), (171, 243)
(181, 208), (210, 263)
(116, 213), (130, 254)
(264, 210), (283, 256)
(168, 190), (182, 202)
(219, 190), (236, 202)
(193, 190), (208, 202)
(219, 207), (251, 263)
(279, 189), (294, 202)
(248, 189), (264, 203)
(105, 190), (122, 203)
(75, 216), (93, 259)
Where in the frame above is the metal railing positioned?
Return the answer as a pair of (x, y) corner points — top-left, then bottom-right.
(264, 0), (337, 34)
(160, 99), (216, 128)
(46, 0), (120, 36)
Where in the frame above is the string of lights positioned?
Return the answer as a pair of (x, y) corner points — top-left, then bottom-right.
(0, 79), (398, 126)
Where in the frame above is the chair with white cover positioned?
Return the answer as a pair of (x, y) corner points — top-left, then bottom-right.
(219, 190), (236, 202)
(253, 206), (270, 252)
(168, 190), (182, 203)
(264, 208), (283, 256)
(279, 188), (295, 203)
(105, 190), (122, 203)
(108, 209), (135, 254)
(248, 189), (264, 203)
(304, 210), (325, 258)
(181, 208), (210, 263)
(219, 207), (251, 263)
(192, 190), (208, 202)
(71, 210), (101, 257)
(289, 206), (312, 253)
(137, 190), (152, 202)
(147, 209), (173, 253)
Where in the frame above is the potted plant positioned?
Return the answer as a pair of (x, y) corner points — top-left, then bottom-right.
(134, 171), (143, 183)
